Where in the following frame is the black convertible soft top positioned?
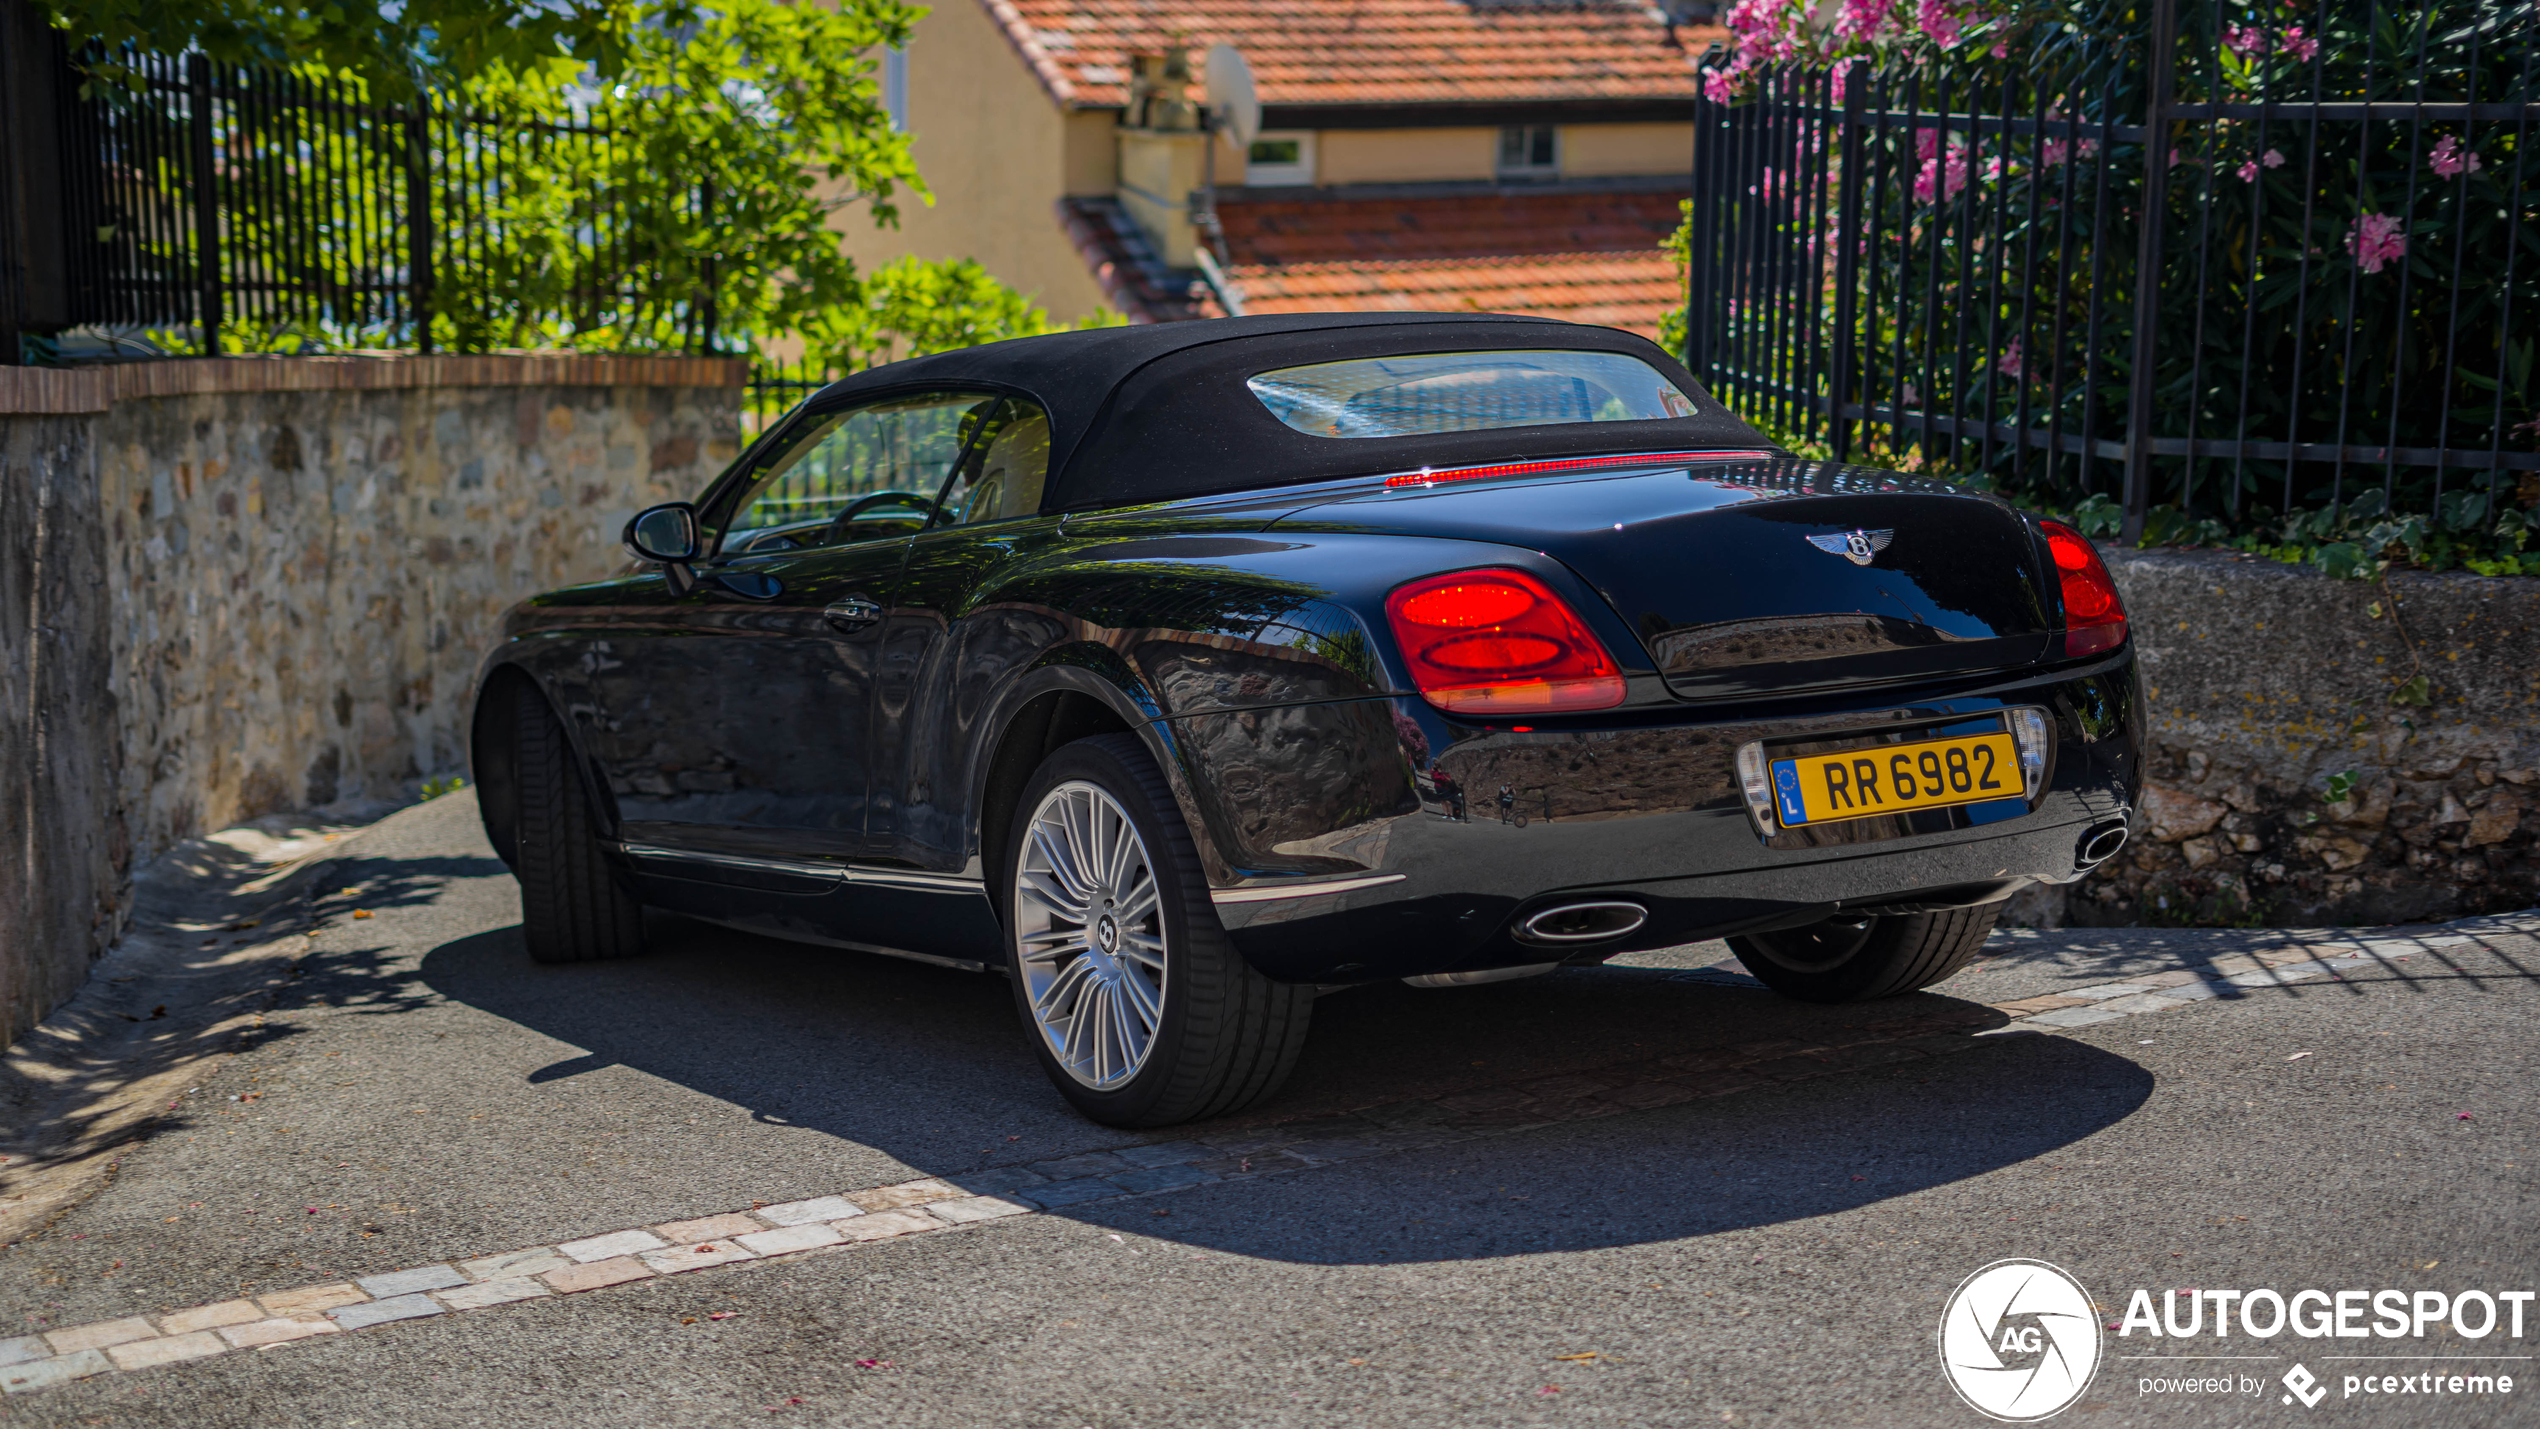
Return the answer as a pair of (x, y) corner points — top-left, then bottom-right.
(802, 312), (1778, 512)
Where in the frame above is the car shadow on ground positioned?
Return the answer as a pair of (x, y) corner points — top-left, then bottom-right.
(406, 908), (2153, 1266)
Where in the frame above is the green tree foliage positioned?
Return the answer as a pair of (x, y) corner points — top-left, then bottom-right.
(802, 255), (1124, 372)
(35, 0), (628, 96)
(45, 0), (1111, 366)
(434, 0), (927, 354)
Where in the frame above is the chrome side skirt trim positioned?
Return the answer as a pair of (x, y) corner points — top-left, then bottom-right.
(1404, 962), (1562, 989)
(616, 843), (985, 895)
(846, 867), (988, 894)
(617, 842), (843, 881)
(1208, 873), (1406, 906)
(834, 940), (992, 974)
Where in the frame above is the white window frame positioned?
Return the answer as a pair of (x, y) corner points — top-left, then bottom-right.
(1243, 130), (1317, 187)
(1497, 123), (1560, 179)
(884, 46), (911, 133)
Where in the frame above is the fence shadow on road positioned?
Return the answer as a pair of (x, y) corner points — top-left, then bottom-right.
(413, 909), (2153, 1265)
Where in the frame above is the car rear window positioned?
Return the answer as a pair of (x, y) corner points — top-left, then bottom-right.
(1245, 350), (1698, 439)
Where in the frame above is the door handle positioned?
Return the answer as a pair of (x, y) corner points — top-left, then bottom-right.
(823, 595), (882, 633)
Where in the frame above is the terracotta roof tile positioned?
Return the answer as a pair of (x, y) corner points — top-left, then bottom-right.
(999, 0), (1721, 109)
(1228, 251), (1682, 335)
(1062, 187), (1687, 335)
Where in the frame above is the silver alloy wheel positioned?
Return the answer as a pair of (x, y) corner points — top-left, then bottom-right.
(1014, 780), (1167, 1089)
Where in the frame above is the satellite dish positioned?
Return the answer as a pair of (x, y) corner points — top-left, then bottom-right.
(1204, 44), (1260, 150)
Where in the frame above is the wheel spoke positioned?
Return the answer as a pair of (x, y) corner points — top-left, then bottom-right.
(1060, 979), (1097, 1070)
(1018, 869), (1085, 921)
(1106, 979), (1138, 1073)
(1030, 825), (1095, 905)
(1115, 879), (1159, 926)
(1118, 930), (1166, 970)
(1033, 956), (1093, 1021)
(1061, 795), (1100, 894)
(1118, 964), (1162, 1030)
(1090, 981), (1119, 1084)
(1101, 807), (1138, 894)
(1018, 936), (1087, 967)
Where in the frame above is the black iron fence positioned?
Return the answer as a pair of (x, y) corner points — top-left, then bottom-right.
(1683, 0), (2539, 537)
(0, 28), (723, 358)
(745, 358), (841, 436)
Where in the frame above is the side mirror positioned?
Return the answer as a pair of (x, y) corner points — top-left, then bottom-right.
(623, 503), (702, 595)
(624, 503), (701, 563)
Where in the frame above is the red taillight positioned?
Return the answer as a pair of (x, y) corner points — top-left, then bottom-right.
(1384, 569), (1626, 715)
(2040, 520), (2127, 658)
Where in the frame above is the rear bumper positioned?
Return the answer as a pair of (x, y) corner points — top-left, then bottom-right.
(1165, 654), (2142, 984)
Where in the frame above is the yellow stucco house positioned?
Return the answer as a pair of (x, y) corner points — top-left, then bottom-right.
(836, 0), (1726, 333)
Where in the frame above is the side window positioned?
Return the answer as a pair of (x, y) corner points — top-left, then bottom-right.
(936, 399), (1052, 528)
(718, 390), (999, 551)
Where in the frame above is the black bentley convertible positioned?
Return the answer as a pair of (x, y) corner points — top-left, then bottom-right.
(469, 313), (2142, 1126)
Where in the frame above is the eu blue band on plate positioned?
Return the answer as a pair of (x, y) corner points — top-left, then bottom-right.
(1773, 761), (1807, 825)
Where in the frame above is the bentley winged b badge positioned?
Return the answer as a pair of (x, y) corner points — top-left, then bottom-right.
(1805, 528), (1895, 566)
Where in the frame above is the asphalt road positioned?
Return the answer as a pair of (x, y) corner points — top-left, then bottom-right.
(4, 791), (2533, 1428)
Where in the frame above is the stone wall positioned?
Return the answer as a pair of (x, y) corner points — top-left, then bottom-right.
(0, 355), (745, 1043)
(2037, 548), (2539, 928)
(0, 410), (121, 1053)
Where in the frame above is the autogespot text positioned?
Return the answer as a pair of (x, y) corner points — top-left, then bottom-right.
(2119, 1284), (2529, 1405)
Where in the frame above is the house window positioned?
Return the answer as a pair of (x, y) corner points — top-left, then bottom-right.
(884, 46), (911, 132)
(1498, 124), (1559, 178)
(1244, 131), (1316, 187)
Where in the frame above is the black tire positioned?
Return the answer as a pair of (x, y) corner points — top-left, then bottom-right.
(1002, 733), (1312, 1127)
(512, 682), (647, 964)
(1728, 900), (2003, 1004)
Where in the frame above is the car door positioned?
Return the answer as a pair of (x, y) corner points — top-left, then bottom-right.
(580, 389), (1002, 883)
(869, 397), (1066, 874)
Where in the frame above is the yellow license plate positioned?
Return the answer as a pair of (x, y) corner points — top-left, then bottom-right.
(1770, 732), (2021, 826)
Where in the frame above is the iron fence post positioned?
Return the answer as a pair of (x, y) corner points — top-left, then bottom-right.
(1685, 81), (1712, 377)
(407, 98), (432, 353)
(2120, 0), (2178, 544)
(699, 175), (717, 354)
(187, 54), (221, 352)
(1826, 72), (1867, 462)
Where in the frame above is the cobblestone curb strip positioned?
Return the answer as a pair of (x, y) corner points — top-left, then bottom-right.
(0, 930), (2492, 1395)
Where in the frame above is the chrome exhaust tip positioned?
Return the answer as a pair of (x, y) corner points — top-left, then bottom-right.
(1512, 899), (1650, 947)
(2076, 821), (2130, 868)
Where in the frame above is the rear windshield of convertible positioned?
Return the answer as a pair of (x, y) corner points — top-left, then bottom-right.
(1245, 350), (1698, 439)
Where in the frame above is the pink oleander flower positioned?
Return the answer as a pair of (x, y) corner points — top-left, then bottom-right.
(1918, 0), (1963, 49)
(2040, 138), (2070, 168)
(1917, 126), (1940, 163)
(2227, 22), (2316, 62)
(2431, 135), (2483, 179)
(1998, 337), (2024, 379)
(2346, 213), (2406, 274)
(1704, 66), (1741, 104)
(1914, 146), (1970, 203)
(1835, 0), (1896, 42)
(2236, 147), (2285, 182)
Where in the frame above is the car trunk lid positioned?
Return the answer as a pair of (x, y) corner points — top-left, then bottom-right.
(1276, 458), (2057, 701)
